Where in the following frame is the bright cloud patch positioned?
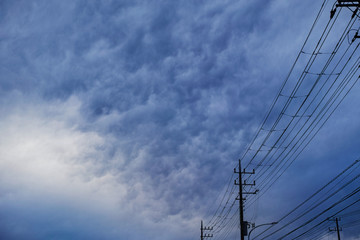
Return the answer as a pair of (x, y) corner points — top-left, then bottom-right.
(0, 97), (199, 240)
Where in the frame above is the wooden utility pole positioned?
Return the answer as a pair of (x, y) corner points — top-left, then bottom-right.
(234, 159), (257, 240)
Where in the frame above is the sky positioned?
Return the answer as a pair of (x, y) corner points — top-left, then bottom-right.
(0, 0), (360, 240)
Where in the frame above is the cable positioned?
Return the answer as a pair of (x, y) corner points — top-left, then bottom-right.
(244, 17), (360, 207)
(241, 0), (329, 170)
(281, 186), (360, 239)
(252, 159), (360, 239)
(247, 50), (360, 207)
(261, 173), (360, 239)
(206, 173), (237, 226)
(291, 196), (360, 239)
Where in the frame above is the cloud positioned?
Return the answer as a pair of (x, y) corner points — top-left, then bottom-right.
(1, 0), (360, 239)
(0, 95), (204, 239)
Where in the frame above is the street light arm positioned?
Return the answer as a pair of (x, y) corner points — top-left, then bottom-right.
(248, 222), (278, 240)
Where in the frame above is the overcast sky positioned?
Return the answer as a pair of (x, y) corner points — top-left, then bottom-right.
(1, 0), (360, 240)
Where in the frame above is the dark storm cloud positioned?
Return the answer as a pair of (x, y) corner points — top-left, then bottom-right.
(1, 0), (360, 239)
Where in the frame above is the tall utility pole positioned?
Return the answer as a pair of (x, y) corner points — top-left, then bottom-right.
(200, 220), (213, 240)
(234, 159), (257, 240)
(329, 217), (342, 240)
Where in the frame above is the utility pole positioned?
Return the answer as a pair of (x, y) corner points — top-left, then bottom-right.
(234, 159), (257, 240)
(200, 220), (213, 240)
(336, 218), (341, 240)
(330, 1), (360, 19)
(329, 217), (342, 240)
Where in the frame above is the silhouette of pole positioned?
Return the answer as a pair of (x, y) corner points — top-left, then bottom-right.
(239, 159), (245, 240)
(234, 160), (257, 240)
(335, 218), (341, 240)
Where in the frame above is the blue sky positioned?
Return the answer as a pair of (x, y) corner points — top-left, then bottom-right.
(1, 0), (360, 239)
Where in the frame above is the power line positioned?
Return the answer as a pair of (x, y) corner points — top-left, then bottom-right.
(202, 2), (360, 237)
(253, 159), (360, 239)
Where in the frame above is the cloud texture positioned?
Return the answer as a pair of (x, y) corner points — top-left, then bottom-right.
(1, 0), (360, 239)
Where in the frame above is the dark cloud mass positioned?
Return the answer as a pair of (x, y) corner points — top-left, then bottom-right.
(1, 0), (360, 240)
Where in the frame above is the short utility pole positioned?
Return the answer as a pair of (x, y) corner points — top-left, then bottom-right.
(329, 217), (342, 240)
(200, 220), (213, 240)
(234, 159), (258, 240)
